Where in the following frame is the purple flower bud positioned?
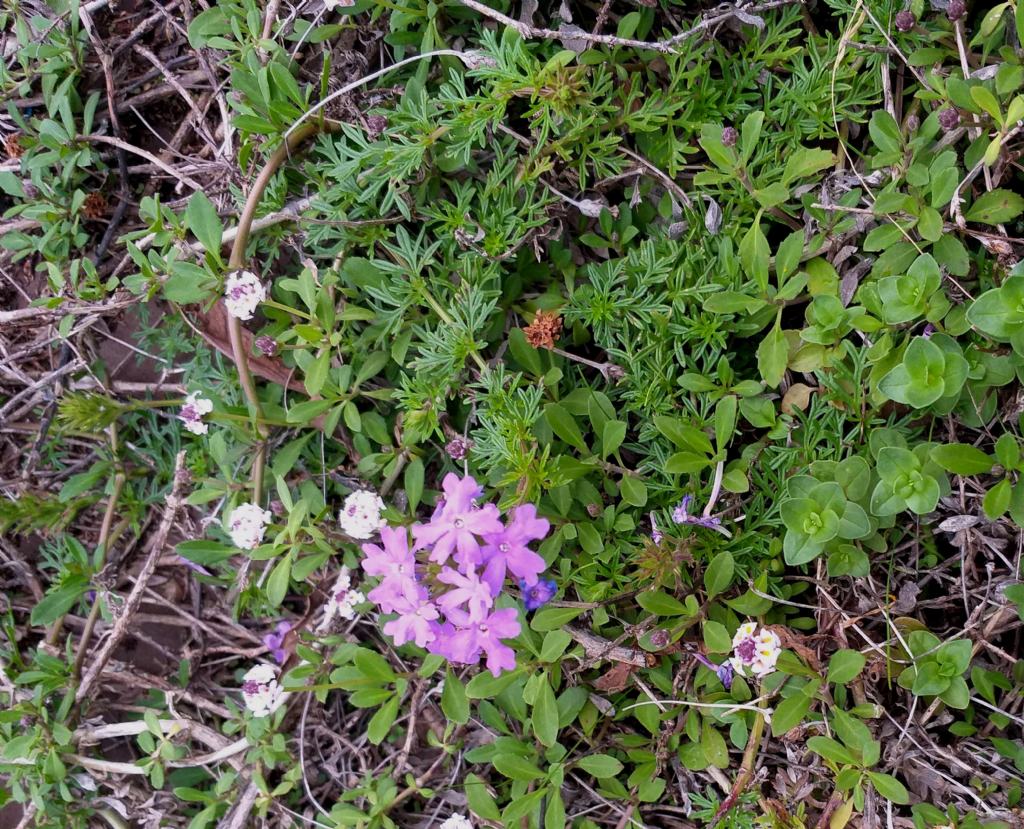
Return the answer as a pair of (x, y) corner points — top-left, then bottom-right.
(716, 662), (734, 690)
(254, 335), (278, 357)
(721, 126), (738, 147)
(938, 107), (960, 131)
(366, 115), (388, 139)
(445, 436), (469, 460)
(263, 620), (293, 664)
(895, 10), (915, 31)
(947, 0), (966, 21)
(586, 503), (601, 518)
(270, 499), (286, 517)
(649, 629), (670, 649)
(521, 578), (557, 611)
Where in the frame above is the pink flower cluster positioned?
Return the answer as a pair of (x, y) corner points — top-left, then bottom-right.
(360, 474), (551, 677)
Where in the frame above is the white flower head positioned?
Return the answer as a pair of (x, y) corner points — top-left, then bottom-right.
(730, 622), (781, 679)
(179, 391), (213, 435)
(241, 663), (284, 717)
(338, 490), (386, 539)
(439, 816), (474, 829)
(223, 270), (266, 321)
(328, 566), (364, 619)
(228, 503), (272, 550)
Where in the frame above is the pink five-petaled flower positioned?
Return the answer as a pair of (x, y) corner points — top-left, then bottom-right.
(436, 607), (521, 677)
(382, 585), (440, 648)
(436, 566), (495, 622)
(412, 474), (502, 568)
(361, 526), (417, 591)
(480, 504), (550, 593)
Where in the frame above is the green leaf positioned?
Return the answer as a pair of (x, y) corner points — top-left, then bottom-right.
(637, 590), (688, 616)
(867, 772), (910, 805)
(968, 277), (1024, 339)
(702, 620), (732, 653)
(465, 773), (501, 820)
(185, 191), (223, 256)
(757, 315), (788, 387)
(366, 695), (399, 745)
(530, 606), (583, 631)
(601, 420), (626, 459)
(827, 650), (866, 684)
(286, 399), (334, 423)
(782, 148), (835, 185)
(771, 694), (812, 737)
(966, 189), (1024, 224)
(620, 475), (647, 507)
(740, 216), (770, 292)
(441, 669), (470, 724)
(704, 551), (735, 599)
(266, 552), (293, 608)
(31, 580), (89, 626)
(175, 539), (236, 566)
(930, 444), (994, 475)
(576, 753), (624, 778)
(163, 261), (213, 304)
(807, 736), (859, 766)
(492, 753), (546, 781)
(984, 478), (1012, 519)
(544, 403), (589, 453)
(532, 676), (559, 747)
(509, 327), (543, 375)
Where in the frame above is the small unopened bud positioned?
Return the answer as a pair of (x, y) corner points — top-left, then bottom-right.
(650, 629), (670, 649)
(947, 0), (966, 21)
(445, 436), (470, 461)
(895, 10), (915, 31)
(721, 126), (738, 147)
(254, 335), (278, 357)
(269, 500), (286, 517)
(905, 114), (919, 133)
(938, 107), (960, 130)
(586, 503), (601, 518)
(366, 114), (388, 139)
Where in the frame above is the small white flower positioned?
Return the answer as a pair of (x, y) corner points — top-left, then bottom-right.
(241, 663), (284, 717)
(323, 0), (356, 9)
(319, 566), (364, 630)
(338, 490), (386, 539)
(223, 270), (266, 321)
(228, 503), (272, 550)
(730, 622), (781, 679)
(178, 392), (213, 435)
(439, 816), (474, 829)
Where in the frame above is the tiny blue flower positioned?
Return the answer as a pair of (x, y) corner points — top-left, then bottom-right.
(521, 578), (557, 611)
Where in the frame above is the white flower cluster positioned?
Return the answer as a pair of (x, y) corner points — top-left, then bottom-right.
(730, 621), (781, 678)
(223, 270), (266, 321)
(228, 503), (271, 550)
(178, 392), (213, 435)
(325, 566), (364, 623)
(338, 490), (386, 539)
(241, 663), (284, 717)
(439, 816), (473, 829)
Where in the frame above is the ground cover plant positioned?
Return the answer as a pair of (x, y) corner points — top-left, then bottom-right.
(2, 0), (1024, 826)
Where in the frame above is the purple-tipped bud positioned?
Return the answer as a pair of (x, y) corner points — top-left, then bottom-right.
(895, 10), (915, 31)
(269, 500), (286, 517)
(366, 115), (388, 139)
(254, 335), (278, 357)
(721, 126), (738, 147)
(947, 0), (966, 21)
(938, 107), (960, 130)
(445, 436), (469, 460)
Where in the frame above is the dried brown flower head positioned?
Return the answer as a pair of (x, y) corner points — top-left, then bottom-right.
(4, 132), (24, 159)
(82, 192), (108, 219)
(522, 309), (562, 350)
